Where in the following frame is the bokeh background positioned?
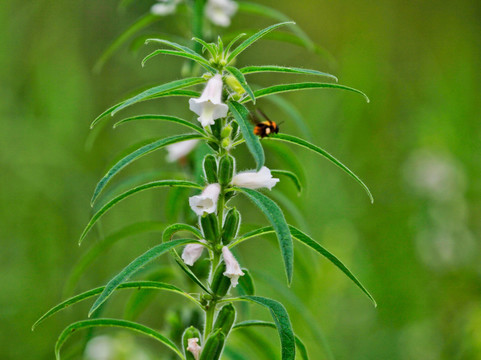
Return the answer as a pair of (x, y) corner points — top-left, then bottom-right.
(1, 0), (481, 359)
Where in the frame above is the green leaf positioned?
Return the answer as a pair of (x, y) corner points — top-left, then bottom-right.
(224, 33), (246, 55)
(271, 169), (302, 193)
(226, 66), (256, 103)
(111, 77), (206, 117)
(267, 133), (373, 203)
(233, 320), (308, 360)
(142, 49), (216, 73)
(240, 65), (337, 82)
(235, 188), (293, 285)
(88, 239), (199, 316)
(91, 89), (200, 128)
(227, 22), (294, 63)
(80, 180), (202, 244)
(55, 318), (184, 360)
(289, 226), (377, 307)
(91, 133), (205, 205)
(240, 296), (295, 360)
(145, 38), (210, 59)
(229, 226), (274, 248)
(192, 37), (217, 57)
(228, 101), (264, 170)
(93, 13), (159, 73)
(113, 114), (205, 134)
(64, 222), (166, 296)
(249, 82), (370, 103)
(33, 281), (198, 330)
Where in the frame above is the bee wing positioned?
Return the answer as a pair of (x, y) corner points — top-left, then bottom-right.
(256, 108), (271, 122)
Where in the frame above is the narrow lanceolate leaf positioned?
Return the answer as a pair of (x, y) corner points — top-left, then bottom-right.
(91, 89), (200, 128)
(249, 82), (370, 103)
(91, 134), (205, 205)
(289, 226), (377, 307)
(89, 239), (199, 316)
(267, 133), (374, 203)
(113, 114), (206, 133)
(271, 169), (302, 193)
(111, 77), (206, 117)
(227, 22), (294, 63)
(236, 188), (293, 284)
(80, 180), (202, 244)
(233, 320), (308, 360)
(240, 65), (338, 82)
(228, 101), (264, 171)
(229, 226), (274, 248)
(241, 296), (295, 360)
(142, 49), (216, 73)
(93, 13), (159, 73)
(33, 281), (198, 330)
(191, 37), (217, 57)
(145, 38), (209, 59)
(55, 319), (184, 360)
(226, 66), (256, 103)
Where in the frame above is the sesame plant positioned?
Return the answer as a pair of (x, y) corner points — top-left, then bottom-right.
(34, 1), (376, 359)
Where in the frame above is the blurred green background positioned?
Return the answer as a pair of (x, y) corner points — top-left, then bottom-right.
(1, 0), (480, 359)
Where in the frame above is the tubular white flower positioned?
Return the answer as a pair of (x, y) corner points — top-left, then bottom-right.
(232, 166), (280, 190)
(166, 139), (199, 162)
(189, 183), (221, 216)
(181, 240), (207, 266)
(222, 246), (245, 287)
(151, 0), (181, 16)
(189, 74), (228, 127)
(205, 0), (238, 27)
(187, 338), (202, 360)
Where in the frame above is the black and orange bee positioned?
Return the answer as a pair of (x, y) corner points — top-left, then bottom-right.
(250, 109), (280, 138)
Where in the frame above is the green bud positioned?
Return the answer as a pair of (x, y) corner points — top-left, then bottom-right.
(221, 138), (231, 149)
(210, 262), (231, 297)
(199, 329), (225, 360)
(213, 303), (236, 336)
(225, 74), (245, 95)
(182, 326), (202, 360)
(222, 208), (240, 245)
(200, 213), (220, 243)
(218, 154), (234, 186)
(203, 154), (218, 184)
(221, 125), (233, 139)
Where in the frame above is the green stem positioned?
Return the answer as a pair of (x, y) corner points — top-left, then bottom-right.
(204, 299), (217, 337)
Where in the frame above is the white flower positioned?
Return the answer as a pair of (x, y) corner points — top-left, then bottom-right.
(181, 240), (207, 266)
(232, 166), (280, 190)
(166, 139), (200, 162)
(205, 0), (238, 27)
(189, 183), (221, 216)
(189, 74), (228, 127)
(151, 0), (182, 16)
(187, 338), (202, 360)
(222, 246), (244, 287)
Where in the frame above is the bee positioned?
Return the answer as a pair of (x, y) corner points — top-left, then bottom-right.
(250, 109), (280, 138)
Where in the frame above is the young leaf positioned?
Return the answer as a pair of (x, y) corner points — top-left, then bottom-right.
(267, 133), (374, 203)
(33, 281), (199, 330)
(88, 239), (199, 316)
(55, 318), (184, 360)
(240, 296), (295, 360)
(113, 114), (206, 133)
(227, 22), (294, 63)
(240, 65), (337, 82)
(90, 89), (200, 129)
(250, 82), (370, 103)
(191, 37), (217, 57)
(80, 180), (202, 244)
(111, 77), (206, 116)
(270, 169), (302, 193)
(228, 101), (265, 171)
(91, 133), (205, 205)
(225, 66), (256, 103)
(235, 187), (293, 285)
(289, 226), (377, 307)
(142, 49), (216, 73)
(233, 320), (308, 360)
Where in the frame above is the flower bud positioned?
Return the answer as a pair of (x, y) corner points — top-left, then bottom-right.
(213, 303), (236, 337)
(203, 154), (218, 184)
(220, 124), (233, 139)
(222, 208), (240, 245)
(199, 329), (225, 360)
(225, 74), (245, 95)
(200, 213), (220, 243)
(210, 263), (231, 297)
(218, 154), (234, 186)
(182, 327), (202, 360)
(221, 138), (231, 149)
